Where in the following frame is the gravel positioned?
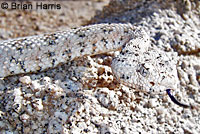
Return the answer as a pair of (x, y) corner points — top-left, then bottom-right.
(0, 0), (199, 133)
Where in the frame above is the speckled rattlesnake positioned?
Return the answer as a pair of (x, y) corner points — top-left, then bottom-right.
(0, 23), (189, 107)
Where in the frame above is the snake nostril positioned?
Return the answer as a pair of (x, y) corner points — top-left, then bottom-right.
(150, 82), (155, 86)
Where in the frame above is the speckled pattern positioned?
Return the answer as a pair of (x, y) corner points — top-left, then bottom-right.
(112, 44), (178, 94)
(1, 0), (200, 133)
(0, 23), (141, 78)
(0, 23), (178, 94)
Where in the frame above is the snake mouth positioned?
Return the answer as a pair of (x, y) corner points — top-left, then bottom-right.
(166, 89), (190, 108)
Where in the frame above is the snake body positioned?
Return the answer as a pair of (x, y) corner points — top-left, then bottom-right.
(0, 23), (178, 94)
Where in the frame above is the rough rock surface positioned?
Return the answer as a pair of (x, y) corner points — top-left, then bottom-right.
(0, 0), (200, 134)
(0, 0), (109, 39)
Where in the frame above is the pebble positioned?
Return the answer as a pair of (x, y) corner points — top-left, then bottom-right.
(19, 76), (32, 84)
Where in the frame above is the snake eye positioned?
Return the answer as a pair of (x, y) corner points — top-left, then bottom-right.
(166, 89), (189, 108)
